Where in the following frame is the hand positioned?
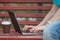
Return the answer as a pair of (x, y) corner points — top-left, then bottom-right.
(23, 25), (35, 31)
(30, 25), (46, 32)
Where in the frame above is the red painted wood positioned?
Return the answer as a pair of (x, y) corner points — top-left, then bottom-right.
(0, 0), (52, 3)
(0, 38), (42, 40)
(0, 6), (52, 10)
(0, 30), (42, 40)
(0, 13), (46, 18)
(0, 0), (52, 40)
(0, 20), (40, 25)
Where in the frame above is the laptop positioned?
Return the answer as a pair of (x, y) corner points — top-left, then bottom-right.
(8, 11), (41, 35)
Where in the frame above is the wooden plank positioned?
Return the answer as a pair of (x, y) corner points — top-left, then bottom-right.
(0, 30), (42, 40)
(0, 6), (52, 10)
(0, 20), (40, 25)
(0, 13), (46, 18)
(0, 0), (52, 3)
(0, 38), (42, 40)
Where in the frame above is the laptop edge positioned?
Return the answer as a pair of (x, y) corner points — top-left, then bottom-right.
(8, 11), (22, 34)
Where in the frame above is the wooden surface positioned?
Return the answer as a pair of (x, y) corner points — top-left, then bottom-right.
(0, 6), (52, 10)
(0, 29), (42, 40)
(0, 0), (52, 3)
(0, 0), (52, 25)
(0, 0), (52, 40)
(0, 13), (46, 18)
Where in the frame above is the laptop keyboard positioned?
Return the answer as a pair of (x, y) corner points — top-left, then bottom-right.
(22, 30), (35, 33)
(22, 30), (31, 33)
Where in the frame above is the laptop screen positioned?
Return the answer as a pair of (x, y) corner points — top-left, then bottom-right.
(8, 11), (22, 34)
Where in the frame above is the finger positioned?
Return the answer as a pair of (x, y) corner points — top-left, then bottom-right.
(24, 26), (35, 31)
(30, 28), (36, 32)
(23, 26), (28, 31)
(23, 27), (29, 31)
(34, 28), (42, 32)
(23, 26), (33, 31)
(34, 29), (40, 32)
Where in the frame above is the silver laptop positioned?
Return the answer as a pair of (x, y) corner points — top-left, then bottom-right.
(8, 11), (41, 35)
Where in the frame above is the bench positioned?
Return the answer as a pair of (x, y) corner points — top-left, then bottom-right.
(0, 0), (52, 40)
(0, 0), (52, 25)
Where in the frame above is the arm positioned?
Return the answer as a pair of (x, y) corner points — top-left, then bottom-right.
(29, 4), (59, 32)
(23, 4), (58, 31)
(37, 4), (58, 26)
